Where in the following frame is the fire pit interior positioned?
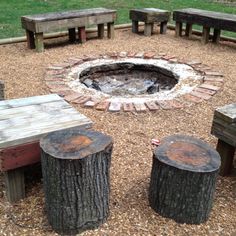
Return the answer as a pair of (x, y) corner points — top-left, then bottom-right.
(79, 63), (178, 96)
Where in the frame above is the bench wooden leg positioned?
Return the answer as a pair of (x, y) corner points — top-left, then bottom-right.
(4, 168), (25, 203)
(26, 30), (35, 49)
(98, 24), (105, 39)
(78, 27), (86, 43)
(144, 23), (153, 36)
(107, 22), (115, 39)
(216, 139), (235, 176)
(175, 22), (183, 37)
(213, 29), (221, 44)
(132, 20), (139, 33)
(185, 23), (193, 37)
(35, 32), (44, 52)
(68, 28), (76, 43)
(202, 27), (210, 44)
(160, 21), (168, 34)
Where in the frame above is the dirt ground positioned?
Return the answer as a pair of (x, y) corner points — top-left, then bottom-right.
(0, 28), (236, 236)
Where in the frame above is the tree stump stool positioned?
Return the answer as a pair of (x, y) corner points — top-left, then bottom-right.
(130, 8), (170, 36)
(0, 80), (4, 100)
(40, 128), (113, 235)
(149, 134), (221, 224)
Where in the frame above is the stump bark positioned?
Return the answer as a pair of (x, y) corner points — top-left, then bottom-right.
(40, 128), (113, 235)
(149, 134), (221, 224)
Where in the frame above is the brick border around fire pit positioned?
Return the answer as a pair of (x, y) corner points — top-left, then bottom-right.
(45, 52), (224, 112)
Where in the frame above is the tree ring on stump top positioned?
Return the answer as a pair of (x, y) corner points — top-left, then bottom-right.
(154, 134), (221, 172)
(40, 128), (113, 160)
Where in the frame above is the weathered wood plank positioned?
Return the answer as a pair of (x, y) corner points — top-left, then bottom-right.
(214, 103), (236, 123)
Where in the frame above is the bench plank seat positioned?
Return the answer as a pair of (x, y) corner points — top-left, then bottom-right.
(173, 8), (236, 44)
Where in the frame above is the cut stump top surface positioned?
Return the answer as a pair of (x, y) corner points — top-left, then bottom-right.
(40, 128), (113, 159)
(215, 103), (236, 123)
(154, 134), (221, 172)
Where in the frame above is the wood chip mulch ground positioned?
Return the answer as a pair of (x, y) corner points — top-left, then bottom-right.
(0, 28), (236, 236)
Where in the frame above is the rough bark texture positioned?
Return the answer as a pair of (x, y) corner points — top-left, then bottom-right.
(149, 134), (220, 224)
(0, 80), (4, 100)
(40, 129), (113, 235)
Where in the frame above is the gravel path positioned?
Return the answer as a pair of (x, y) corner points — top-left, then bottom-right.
(0, 28), (236, 236)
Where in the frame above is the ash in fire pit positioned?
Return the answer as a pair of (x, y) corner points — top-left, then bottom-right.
(80, 63), (178, 96)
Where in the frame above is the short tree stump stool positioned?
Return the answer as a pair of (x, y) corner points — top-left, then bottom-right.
(40, 128), (113, 235)
(130, 8), (170, 36)
(149, 134), (221, 224)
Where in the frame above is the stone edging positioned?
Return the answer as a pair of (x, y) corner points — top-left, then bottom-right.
(45, 51), (224, 112)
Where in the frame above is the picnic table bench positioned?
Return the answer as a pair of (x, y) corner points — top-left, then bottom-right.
(0, 94), (92, 202)
(21, 8), (117, 52)
(173, 8), (236, 44)
(211, 103), (236, 176)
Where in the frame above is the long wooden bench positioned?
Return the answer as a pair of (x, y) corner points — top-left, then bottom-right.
(173, 8), (236, 44)
(21, 8), (117, 52)
(0, 94), (92, 202)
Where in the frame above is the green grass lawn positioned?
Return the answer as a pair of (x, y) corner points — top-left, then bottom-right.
(0, 0), (236, 39)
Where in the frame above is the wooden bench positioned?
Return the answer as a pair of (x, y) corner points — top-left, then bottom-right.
(21, 8), (117, 52)
(173, 8), (236, 44)
(0, 94), (92, 202)
(211, 103), (236, 176)
(130, 8), (170, 36)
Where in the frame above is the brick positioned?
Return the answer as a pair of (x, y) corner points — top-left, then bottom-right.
(134, 103), (147, 112)
(194, 87), (216, 96)
(204, 77), (224, 83)
(183, 94), (203, 103)
(162, 55), (176, 60)
(83, 100), (97, 108)
(169, 58), (178, 63)
(96, 101), (110, 111)
(144, 52), (156, 59)
(123, 103), (135, 112)
(46, 81), (65, 86)
(64, 92), (82, 102)
(190, 90), (212, 100)
(145, 101), (160, 111)
(108, 52), (118, 58)
(167, 100), (184, 109)
(186, 60), (201, 66)
(199, 83), (221, 91)
(153, 55), (162, 59)
(204, 71), (223, 77)
(119, 52), (128, 58)
(108, 102), (121, 112)
(45, 76), (64, 82)
(47, 84), (68, 90)
(127, 52), (136, 57)
(157, 101), (172, 109)
(55, 90), (72, 97)
(158, 52), (166, 56)
(73, 96), (91, 104)
(46, 69), (65, 76)
(134, 52), (144, 58)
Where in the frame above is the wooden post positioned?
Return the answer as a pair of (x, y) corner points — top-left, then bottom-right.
(185, 23), (193, 37)
(175, 22), (183, 37)
(4, 168), (25, 203)
(0, 80), (4, 101)
(144, 23), (153, 36)
(78, 27), (86, 43)
(68, 28), (76, 42)
(202, 26), (210, 44)
(216, 139), (235, 176)
(160, 21), (168, 34)
(40, 128), (113, 235)
(98, 24), (105, 39)
(107, 22), (115, 39)
(26, 30), (35, 49)
(149, 135), (220, 224)
(132, 20), (139, 33)
(35, 32), (44, 52)
(213, 29), (221, 44)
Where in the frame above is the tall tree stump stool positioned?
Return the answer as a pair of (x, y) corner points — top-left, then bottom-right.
(0, 80), (4, 100)
(40, 128), (113, 235)
(130, 8), (170, 36)
(149, 134), (221, 224)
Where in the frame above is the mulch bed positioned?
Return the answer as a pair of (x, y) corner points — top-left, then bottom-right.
(0, 28), (236, 235)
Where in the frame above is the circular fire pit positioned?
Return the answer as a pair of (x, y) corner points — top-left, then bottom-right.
(45, 52), (223, 112)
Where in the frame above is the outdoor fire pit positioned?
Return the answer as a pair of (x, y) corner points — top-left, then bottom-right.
(45, 52), (223, 112)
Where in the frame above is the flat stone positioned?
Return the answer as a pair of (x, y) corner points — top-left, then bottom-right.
(194, 87), (216, 95)
(96, 101), (110, 111)
(64, 92), (82, 102)
(199, 83), (221, 91)
(134, 52), (144, 58)
(109, 102), (121, 112)
(119, 52), (128, 58)
(145, 101), (160, 111)
(190, 90), (212, 100)
(134, 103), (147, 112)
(123, 103), (135, 112)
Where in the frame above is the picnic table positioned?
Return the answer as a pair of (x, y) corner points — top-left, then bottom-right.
(21, 8), (117, 52)
(173, 8), (236, 44)
(0, 94), (92, 202)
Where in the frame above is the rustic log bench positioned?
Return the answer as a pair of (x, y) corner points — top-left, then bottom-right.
(0, 94), (92, 203)
(130, 8), (170, 36)
(173, 8), (236, 44)
(211, 103), (236, 176)
(21, 8), (117, 52)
